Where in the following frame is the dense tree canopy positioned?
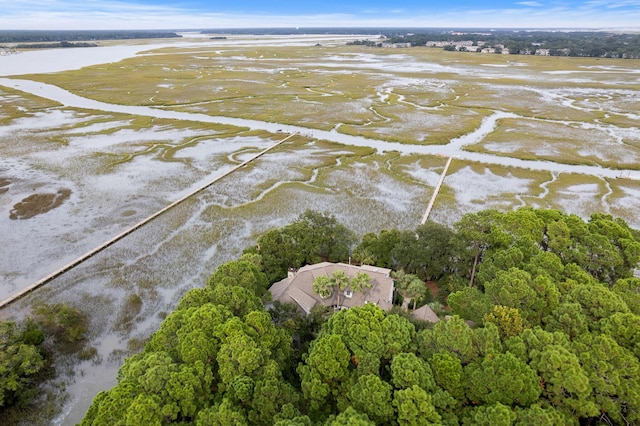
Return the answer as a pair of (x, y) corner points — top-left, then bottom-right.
(0, 303), (90, 423)
(79, 208), (640, 425)
(355, 222), (454, 282)
(245, 210), (357, 283)
(0, 319), (45, 409)
(383, 30), (640, 59)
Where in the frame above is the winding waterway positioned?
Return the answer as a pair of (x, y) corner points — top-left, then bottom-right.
(0, 77), (633, 179)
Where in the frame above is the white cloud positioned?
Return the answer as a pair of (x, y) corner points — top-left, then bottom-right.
(0, 0), (639, 30)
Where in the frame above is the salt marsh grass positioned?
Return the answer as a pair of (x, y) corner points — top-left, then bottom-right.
(23, 43), (639, 156)
(608, 178), (640, 219)
(468, 117), (640, 170)
(543, 174), (613, 215)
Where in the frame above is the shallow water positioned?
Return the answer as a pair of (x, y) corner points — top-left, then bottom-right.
(0, 34), (363, 77)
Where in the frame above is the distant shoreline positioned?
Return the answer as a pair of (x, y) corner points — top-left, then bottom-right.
(0, 30), (181, 44)
(1, 28), (639, 58)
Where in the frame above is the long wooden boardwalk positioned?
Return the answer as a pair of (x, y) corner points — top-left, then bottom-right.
(420, 156), (453, 225)
(0, 132), (298, 309)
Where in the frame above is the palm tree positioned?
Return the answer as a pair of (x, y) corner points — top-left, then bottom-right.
(392, 270), (423, 309)
(349, 272), (373, 296)
(331, 270), (350, 307)
(391, 270), (409, 288)
(313, 275), (334, 301)
(405, 277), (426, 310)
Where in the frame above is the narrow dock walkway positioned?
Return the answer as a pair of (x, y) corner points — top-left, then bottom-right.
(0, 132), (298, 309)
(420, 156), (453, 225)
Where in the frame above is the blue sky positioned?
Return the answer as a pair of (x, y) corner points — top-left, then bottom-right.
(2, 1), (639, 30)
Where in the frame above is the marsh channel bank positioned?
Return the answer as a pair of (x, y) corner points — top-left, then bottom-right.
(1, 33), (640, 424)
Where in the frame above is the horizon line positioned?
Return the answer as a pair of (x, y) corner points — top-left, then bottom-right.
(2, 26), (640, 32)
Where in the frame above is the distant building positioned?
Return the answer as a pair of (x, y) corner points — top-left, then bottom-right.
(426, 41), (449, 47)
(381, 42), (411, 48)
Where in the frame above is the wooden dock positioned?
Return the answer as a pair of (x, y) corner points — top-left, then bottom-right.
(0, 132), (298, 309)
(420, 156), (453, 225)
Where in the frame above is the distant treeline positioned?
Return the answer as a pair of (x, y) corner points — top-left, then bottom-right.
(383, 30), (640, 59)
(197, 27), (388, 35)
(0, 30), (181, 43)
(347, 39), (380, 46)
(5, 41), (98, 49)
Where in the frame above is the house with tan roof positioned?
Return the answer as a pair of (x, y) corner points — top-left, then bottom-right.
(268, 262), (439, 322)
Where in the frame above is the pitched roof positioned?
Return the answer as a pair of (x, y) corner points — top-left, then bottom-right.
(269, 262), (394, 313)
(269, 262), (441, 323)
(411, 304), (441, 323)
